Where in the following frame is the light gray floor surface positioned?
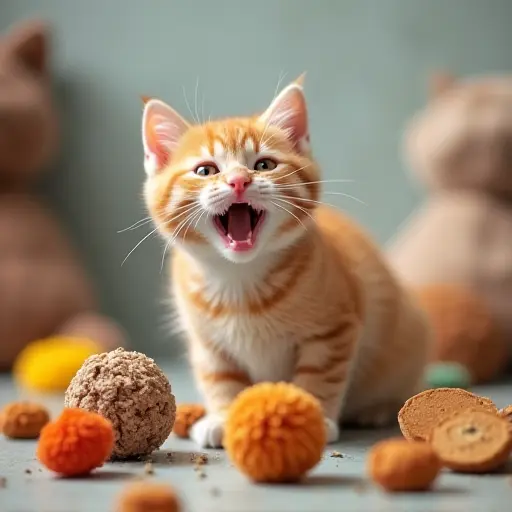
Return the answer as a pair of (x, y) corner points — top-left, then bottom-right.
(1, 361), (512, 512)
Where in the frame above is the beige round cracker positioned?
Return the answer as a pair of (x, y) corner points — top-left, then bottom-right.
(398, 387), (497, 441)
(430, 409), (512, 473)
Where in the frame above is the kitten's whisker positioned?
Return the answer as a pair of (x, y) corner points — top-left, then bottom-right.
(274, 194), (337, 210)
(165, 200), (202, 215)
(160, 240), (171, 274)
(182, 208), (205, 242)
(323, 191), (366, 205)
(121, 226), (159, 266)
(201, 90), (206, 125)
(275, 193), (366, 208)
(169, 207), (202, 245)
(117, 217), (152, 233)
(271, 201), (307, 230)
(182, 85), (199, 124)
(164, 202), (203, 224)
(194, 77), (200, 125)
(276, 164), (312, 181)
(273, 197), (315, 222)
(259, 71), (287, 148)
(275, 179), (355, 189)
(193, 209), (207, 230)
(261, 131), (281, 148)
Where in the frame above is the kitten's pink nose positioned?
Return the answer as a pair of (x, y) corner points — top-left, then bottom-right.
(226, 171), (251, 195)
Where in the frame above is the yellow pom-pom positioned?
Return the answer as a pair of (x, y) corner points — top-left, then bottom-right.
(224, 382), (326, 483)
(13, 336), (101, 392)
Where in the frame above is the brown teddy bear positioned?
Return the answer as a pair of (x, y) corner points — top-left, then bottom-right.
(0, 20), (127, 371)
(387, 72), (511, 383)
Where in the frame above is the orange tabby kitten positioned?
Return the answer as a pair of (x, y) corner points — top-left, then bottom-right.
(141, 76), (431, 448)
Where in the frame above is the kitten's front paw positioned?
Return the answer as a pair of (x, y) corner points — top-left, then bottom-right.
(324, 417), (340, 443)
(189, 413), (225, 448)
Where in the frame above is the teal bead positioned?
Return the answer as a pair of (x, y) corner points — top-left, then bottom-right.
(425, 362), (472, 389)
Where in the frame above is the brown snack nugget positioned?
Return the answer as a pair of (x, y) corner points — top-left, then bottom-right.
(367, 438), (442, 492)
(64, 348), (176, 459)
(173, 404), (206, 438)
(1, 402), (50, 439)
(430, 409), (512, 473)
(398, 388), (497, 441)
(116, 481), (181, 512)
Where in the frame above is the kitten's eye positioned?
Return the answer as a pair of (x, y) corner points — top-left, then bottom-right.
(194, 163), (219, 177)
(253, 158), (278, 171)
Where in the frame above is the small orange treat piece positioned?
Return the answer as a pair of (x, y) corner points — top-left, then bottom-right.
(173, 404), (206, 438)
(224, 382), (326, 483)
(398, 387), (498, 441)
(367, 438), (442, 492)
(429, 409), (512, 473)
(1, 401), (50, 439)
(37, 408), (114, 476)
(116, 481), (181, 512)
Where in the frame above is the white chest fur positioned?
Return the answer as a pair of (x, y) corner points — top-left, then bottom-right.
(177, 255), (298, 383)
(189, 311), (296, 383)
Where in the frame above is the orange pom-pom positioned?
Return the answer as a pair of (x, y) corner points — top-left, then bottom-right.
(37, 408), (114, 476)
(173, 404), (206, 438)
(224, 382), (326, 483)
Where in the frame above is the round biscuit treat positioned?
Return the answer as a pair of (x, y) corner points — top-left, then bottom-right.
(429, 409), (512, 473)
(398, 387), (497, 441)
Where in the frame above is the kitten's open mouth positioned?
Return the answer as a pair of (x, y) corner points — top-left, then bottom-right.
(213, 203), (266, 252)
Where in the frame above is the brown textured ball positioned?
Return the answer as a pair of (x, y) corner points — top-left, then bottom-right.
(430, 409), (512, 473)
(64, 348), (176, 459)
(173, 404), (206, 438)
(416, 284), (507, 383)
(367, 438), (442, 492)
(116, 481), (180, 512)
(0, 401), (50, 439)
(398, 387), (498, 442)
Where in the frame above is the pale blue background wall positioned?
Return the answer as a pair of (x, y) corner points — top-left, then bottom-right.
(1, 0), (511, 358)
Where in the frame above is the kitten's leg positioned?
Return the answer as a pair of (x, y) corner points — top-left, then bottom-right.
(292, 319), (360, 443)
(188, 334), (251, 448)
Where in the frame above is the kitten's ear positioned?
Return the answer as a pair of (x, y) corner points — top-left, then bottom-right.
(142, 99), (190, 175)
(428, 71), (457, 98)
(259, 74), (310, 152)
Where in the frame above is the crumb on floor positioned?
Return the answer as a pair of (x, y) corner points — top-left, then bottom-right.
(144, 462), (154, 475)
(330, 451), (344, 458)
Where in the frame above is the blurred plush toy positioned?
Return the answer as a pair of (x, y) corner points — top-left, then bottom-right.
(387, 72), (512, 383)
(0, 20), (127, 379)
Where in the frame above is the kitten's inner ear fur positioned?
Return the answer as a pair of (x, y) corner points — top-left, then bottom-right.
(428, 71), (457, 99)
(259, 74), (310, 152)
(142, 99), (190, 175)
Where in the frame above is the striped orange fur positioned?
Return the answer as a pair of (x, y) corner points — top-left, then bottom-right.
(141, 76), (432, 448)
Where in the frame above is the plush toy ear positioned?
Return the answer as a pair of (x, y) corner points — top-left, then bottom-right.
(259, 73), (310, 152)
(142, 99), (190, 175)
(428, 71), (457, 98)
(6, 20), (48, 75)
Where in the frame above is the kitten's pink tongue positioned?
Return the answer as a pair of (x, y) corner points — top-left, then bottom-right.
(227, 204), (251, 241)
